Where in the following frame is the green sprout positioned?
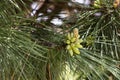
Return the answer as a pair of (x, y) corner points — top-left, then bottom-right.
(65, 28), (83, 56)
(86, 35), (95, 46)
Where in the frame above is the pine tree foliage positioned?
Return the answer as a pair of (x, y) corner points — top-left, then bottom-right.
(0, 0), (120, 80)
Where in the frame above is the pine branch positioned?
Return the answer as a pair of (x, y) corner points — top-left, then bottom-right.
(46, 62), (52, 80)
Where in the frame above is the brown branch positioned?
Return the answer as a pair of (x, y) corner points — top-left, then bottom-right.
(46, 62), (52, 80)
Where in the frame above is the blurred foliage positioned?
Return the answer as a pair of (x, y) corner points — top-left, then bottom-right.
(0, 0), (120, 80)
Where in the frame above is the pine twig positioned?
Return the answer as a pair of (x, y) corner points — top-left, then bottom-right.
(46, 62), (52, 80)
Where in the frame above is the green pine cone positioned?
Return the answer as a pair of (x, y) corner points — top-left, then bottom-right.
(66, 40), (70, 44)
(66, 45), (72, 50)
(71, 37), (76, 43)
(67, 33), (71, 40)
(75, 43), (83, 48)
(71, 43), (75, 49)
(69, 50), (73, 56)
(76, 39), (83, 43)
(72, 47), (80, 54)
